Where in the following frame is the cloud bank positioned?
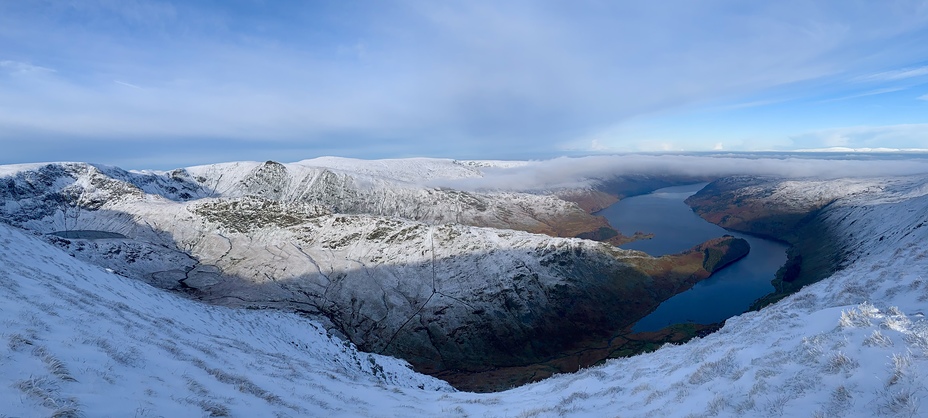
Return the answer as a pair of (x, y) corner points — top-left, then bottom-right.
(433, 154), (928, 191)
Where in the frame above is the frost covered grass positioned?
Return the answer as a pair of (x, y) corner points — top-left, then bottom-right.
(2, 173), (928, 416)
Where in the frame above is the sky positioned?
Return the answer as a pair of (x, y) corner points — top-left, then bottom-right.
(2, 0), (928, 169)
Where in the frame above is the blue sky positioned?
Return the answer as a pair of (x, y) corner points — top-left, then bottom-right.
(2, 1), (928, 169)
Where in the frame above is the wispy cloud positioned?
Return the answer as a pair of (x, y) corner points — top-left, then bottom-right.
(819, 87), (907, 103)
(857, 65), (928, 82)
(0, 60), (55, 75)
(114, 80), (142, 89)
(710, 98), (790, 111)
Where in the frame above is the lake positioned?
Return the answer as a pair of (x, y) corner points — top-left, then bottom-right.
(597, 183), (788, 332)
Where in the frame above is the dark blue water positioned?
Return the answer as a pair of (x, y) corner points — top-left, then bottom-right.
(597, 183), (788, 332)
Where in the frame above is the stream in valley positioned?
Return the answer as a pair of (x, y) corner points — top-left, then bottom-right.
(598, 183), (788, 332)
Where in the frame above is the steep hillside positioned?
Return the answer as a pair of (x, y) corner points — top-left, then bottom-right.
(686, 176), (886, 306)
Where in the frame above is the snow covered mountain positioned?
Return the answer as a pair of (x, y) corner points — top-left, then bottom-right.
(0, 159), (743, 384)
(2, 160), (927, 417)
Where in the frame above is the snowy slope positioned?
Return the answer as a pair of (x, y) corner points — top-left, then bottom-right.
(293, 157), (485, 183)
(0, 161), (693, 375)
(0, 222), (452, 418)
(152, 159), (607, 237)
(3, 162), (928, 417)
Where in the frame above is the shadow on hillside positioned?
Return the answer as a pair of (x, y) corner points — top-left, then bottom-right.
(0, 161), (744, 393)
(21, 206), (747, 393)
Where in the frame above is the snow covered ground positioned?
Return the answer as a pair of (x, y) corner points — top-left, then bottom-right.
(0, 223), (453, 417)
(2, 167), (928, 417)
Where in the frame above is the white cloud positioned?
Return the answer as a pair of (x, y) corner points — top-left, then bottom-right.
(588, 139), (609, 152)
(431, 154), (928, 191)
(819, 87), (907, 103)
(0, 60), (55, 75)
(114, 80), (142, 89)
(857, 65), (928, 82)
(821, 133), (850, 147)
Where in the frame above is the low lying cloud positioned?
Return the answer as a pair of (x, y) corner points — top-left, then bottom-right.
(431, 154), (928, 191)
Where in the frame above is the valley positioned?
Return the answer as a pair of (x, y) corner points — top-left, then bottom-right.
(602, 183), (787, 332)
(0, 159), (757, 391)
(3, 156), (928, 417)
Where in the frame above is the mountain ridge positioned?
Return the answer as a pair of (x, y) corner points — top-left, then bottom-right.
(0, 159), (746, 385)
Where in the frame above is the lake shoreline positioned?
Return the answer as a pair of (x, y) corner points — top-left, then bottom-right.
(598, 183), (788, 332)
